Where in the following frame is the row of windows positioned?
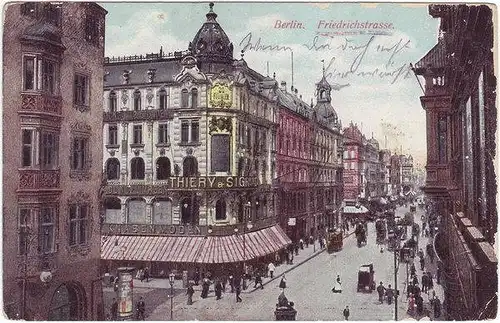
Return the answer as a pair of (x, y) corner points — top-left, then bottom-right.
(23, 55), (90, 107)
(108, 88), (198, 112)
(22, 129), (90, 171)
(19, 204), (89, 255)
(108, 121), (200, 146)
(106, 156), (199, 180)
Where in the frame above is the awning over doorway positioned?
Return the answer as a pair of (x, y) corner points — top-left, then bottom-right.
(342, 205), (369, 214)
(101, 225), (291, 264)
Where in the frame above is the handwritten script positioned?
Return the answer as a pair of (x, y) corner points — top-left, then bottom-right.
(239, 32), (413, 85)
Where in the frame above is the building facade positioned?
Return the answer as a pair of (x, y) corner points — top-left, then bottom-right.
(389, 153), (402, 197)
(275, 82), (312, 241)
(100, 3), (290, 277)
(2, 2), (107, 320)
(342, 122), (364, 201)
(365, 138), (382, 199)
(379, 149), (392, 196)
(415, 4), (497, 319)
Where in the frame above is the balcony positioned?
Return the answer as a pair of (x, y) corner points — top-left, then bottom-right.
(424, 165), (452, 193)
(20, 93), (62, 116)
(103, 109), (174, 122)
(18, 169), (60, 190)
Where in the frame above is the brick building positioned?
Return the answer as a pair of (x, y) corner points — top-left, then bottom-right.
(2, 2), (107, 320)
(414, 4), (497, 319)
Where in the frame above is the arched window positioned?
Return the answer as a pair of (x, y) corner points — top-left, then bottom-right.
(181, 89), (189, 108)
(158, 88), (168, 110)
(183, 156), (198, 177)
(133, 89), (141, 111)
(106, 158), (120, 180)
(215, 199), (227, 220)
(320, 90), (326, 99)
(104, 197), (121, 224)
(131, 157), (145, 179)
(109, 91), (117, 112)
(156, 157), (171, 180)
(48, 284), (84, 320)
(191, 88), (198, 109)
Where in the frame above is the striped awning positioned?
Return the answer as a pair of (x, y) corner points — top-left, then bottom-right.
(101, 225), (291, 264)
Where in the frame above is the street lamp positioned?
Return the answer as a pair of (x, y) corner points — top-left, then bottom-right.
(169, 273), (175, 321)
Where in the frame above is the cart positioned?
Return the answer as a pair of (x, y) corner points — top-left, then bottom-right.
(357, 264), (375, 292)
(327, 229), (343, 253)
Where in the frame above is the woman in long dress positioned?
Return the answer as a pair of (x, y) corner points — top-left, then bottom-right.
(279, 275), (287, 290)
(332, 274), (342, 293)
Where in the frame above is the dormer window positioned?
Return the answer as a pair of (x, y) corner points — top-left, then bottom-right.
(191, 88), (198, 109)
(181, 89), (189, 108)
(133, 90), (141, 111)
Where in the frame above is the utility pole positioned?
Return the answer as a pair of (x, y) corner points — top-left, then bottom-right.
(394, 246), (398, 321)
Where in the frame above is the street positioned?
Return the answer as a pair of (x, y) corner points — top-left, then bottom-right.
(103, 205), (443, 321)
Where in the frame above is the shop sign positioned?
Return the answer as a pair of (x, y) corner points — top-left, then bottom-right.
(102, 223), (203, 236)
(105, 176), (259, 195)
(118, 271), (134, 318)
(288, 218), (296, 226)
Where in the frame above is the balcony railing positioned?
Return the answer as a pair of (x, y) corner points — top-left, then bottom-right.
(20, 93), (62, 115)
(103, 109), (174, 122)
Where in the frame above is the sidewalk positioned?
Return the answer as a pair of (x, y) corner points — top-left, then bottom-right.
(108, 226), (357, 293)
(397, 205), (445, 321)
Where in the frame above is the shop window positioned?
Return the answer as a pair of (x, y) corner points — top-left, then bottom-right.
(215, 199), (227, 220)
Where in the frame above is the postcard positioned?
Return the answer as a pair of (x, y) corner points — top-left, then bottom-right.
(2, 1), (497, 321)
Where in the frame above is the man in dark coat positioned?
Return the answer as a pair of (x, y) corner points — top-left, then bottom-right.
(235, 278), (242, 302)
(136, 297), (146, 320)
(186, 283), (194, 305)
(111, 298), (118, 321)
(432, 296), (442, 318)
(229, 274), (235, 293)
(343, 306), (350, 320)
(419, 256), (425, 271)
(254, 272), (264, 289)
(215, 279), (223, 300)
(385, 284), (394, 305)
(427, 272), (434, 290)
(201, 278), (210, 298)
(194, 268), (200, 286)
(143, 267), (150, 283)
(415, 294), (424, 315)
(421, 274), (428, 293)
(377, 282), (386, 304)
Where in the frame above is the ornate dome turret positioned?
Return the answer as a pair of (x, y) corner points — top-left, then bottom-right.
(189, 3), (234, 63)
(314, 67), (340, 130)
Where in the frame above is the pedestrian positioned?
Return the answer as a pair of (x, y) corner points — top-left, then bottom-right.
(386, 284), (394, 305)
(332, 274), (343, 293)
(422, 222), (427, 236)
(139, 267), (145, 282)
(279, 275), (287, 290)
(412, 274), (419, 287)
(254, 272), (264, 290)
(221, 275), (227, 292)
(419, 256), (425, 271)
(285, 251), (290, 264)
(309, 235), (314, 246)
(304, 237), (309, 248)
(432, 296), (442, 318)
(136, 296), (145, 320)
(275, 252), (281, 265)
(187, 282), (194, 305)
(294, 243), (299, 256)
(111, 298), (118, 321)
(377, 282), (386, 304)
(421, 274), (428, 293)
(144, 267), (150, 283)
(235, 279), (242, 303)
(436, 266), (441, 284)
(323, 237), (327, 249)
(201, 277), (210, 298)
(343, 306), (350, 320)
(268, 262), (276, 279)
(407, 293), (415, 315)
(416, 294), (424, 315)
(299, 238), (304, 250)
(410, 263), (416, 277)
(427, 272), (434, 290)
(289, 251), (294, 264)
(194, 268), (200, 286)
(215, 279), (223, 300)
(407, 282), (414, 300)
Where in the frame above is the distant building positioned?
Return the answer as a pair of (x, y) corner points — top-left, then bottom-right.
(2, 2), (107, 320)
(379, 149), (392, 196)
(342, 123), (364, 201)
(414, 4), (497, 319)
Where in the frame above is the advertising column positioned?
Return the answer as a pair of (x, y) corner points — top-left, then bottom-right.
(117, 267), (135, 319)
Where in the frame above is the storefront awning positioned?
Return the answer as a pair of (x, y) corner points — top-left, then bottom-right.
(101, 225), (291, 264)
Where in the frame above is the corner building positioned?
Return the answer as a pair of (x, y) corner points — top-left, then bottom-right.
(415, 4), (497, 319)
(2, 2), (107, 320)
(100, 4), (290, 277)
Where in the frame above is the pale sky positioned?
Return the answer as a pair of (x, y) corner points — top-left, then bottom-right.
(100, 1), (440, 167)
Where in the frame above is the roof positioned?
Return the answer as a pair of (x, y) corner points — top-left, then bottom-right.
(414, 41), (447, 74)
(104, 59), (184, 87)
(101, 225), (291, 264)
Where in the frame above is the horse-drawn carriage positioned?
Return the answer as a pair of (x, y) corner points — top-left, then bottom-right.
(375, 219), (386, 244)
(327, 229), (343, 253)
(357, 264), (376, 292)
(355, 223), (367, 247)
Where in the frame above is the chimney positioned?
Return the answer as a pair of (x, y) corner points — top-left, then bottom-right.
(281, 81), (287, 92)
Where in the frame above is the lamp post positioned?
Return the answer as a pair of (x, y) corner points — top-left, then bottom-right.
(169, 273), (175, 321)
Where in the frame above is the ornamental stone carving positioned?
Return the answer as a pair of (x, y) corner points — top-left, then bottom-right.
(103, 110), (174, 122)
(20, 94), (62, 115)
(147, 69), (156, 83)
(19, 170), (60, 190)
(122, 70), (132, 85)
(146, 88), (154, 104)
(70, 121), (92, 134)
(208, 116), (232, 134)
(121, 89), (129, 105)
